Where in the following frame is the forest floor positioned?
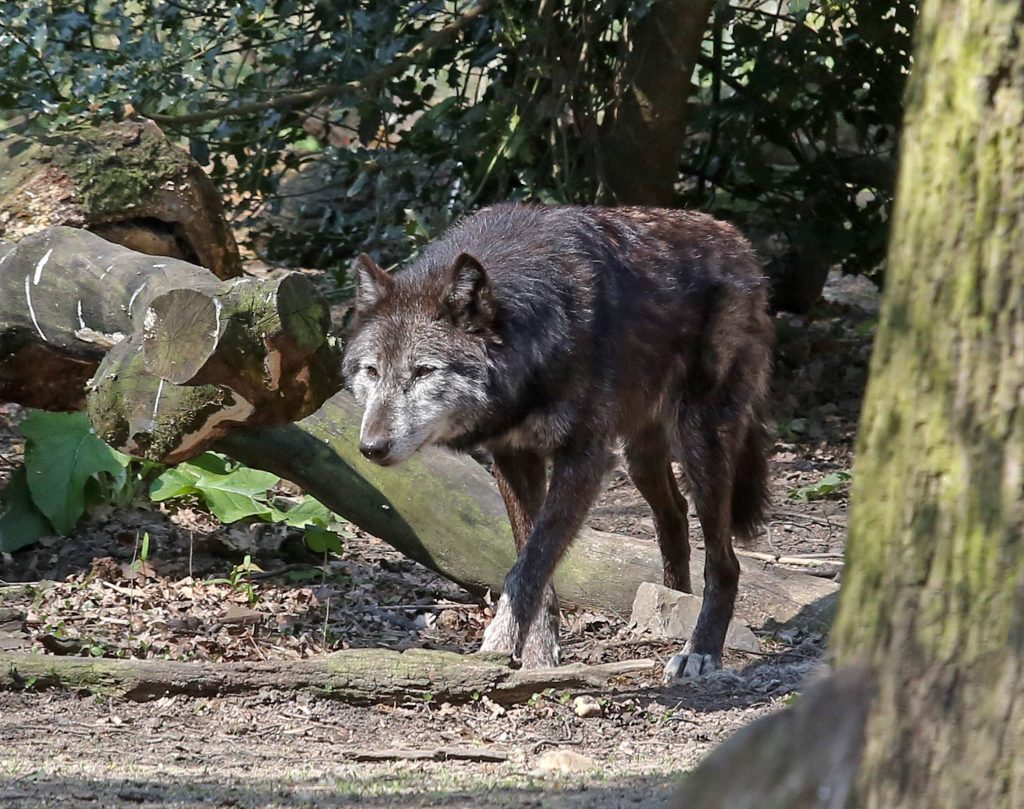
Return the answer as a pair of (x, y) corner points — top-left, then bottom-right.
(0, 271), (878, 808)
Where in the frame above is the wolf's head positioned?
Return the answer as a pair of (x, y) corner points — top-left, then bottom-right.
(342, 252), (497, 466)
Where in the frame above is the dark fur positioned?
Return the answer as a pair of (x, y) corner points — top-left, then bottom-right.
(343, 204), (773, 675)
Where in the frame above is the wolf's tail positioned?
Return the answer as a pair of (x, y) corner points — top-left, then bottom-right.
(731, 416), (772, 541)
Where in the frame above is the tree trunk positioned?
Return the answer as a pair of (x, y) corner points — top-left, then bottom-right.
(827, 2), (1024, 805)
(658, 3), (1024, 807)
(0, 119), (241, 279)
(669, 665), (874, 809)
(599, 0), (715, 205)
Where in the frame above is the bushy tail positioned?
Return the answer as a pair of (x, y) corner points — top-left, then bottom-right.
(732, 417), (772, 541)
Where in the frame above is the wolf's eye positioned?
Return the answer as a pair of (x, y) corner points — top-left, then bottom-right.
(412, 365), (436, 381)
(365, 365), (379, 379)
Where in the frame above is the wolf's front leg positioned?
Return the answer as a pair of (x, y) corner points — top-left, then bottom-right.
(483, 448), (559, 665)
(482, 440), (607, 667)
(480, 585), (561, 667)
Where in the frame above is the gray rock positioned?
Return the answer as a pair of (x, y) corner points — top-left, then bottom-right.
(629, 582), (761, 653)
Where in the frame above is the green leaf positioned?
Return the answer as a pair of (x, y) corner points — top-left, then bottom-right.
(304, 525), (343, 555)
(199, 488), (274, 524)
(0, 467), (55, 552)
(21, 411), (131, 535)
(193, 464), (279, 500)
(790, 471), (853, 502)
(149, 466), (201, 501)
(271, 496), (333, 528)
(150, 452), (279, 523)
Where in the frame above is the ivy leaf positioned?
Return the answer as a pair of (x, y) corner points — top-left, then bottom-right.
(21, 411), (131, 535)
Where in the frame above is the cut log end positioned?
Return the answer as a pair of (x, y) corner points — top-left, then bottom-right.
(142, 287), (221, 384)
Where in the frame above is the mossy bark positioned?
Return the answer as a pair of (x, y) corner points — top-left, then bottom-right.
(0, 227), (220, 410)
(0, 227), (339, 460)
(831, 2), (1024, 806)
(669, 666), (874, 809)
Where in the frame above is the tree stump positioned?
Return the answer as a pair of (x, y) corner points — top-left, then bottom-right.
(0, 118), (240, 279)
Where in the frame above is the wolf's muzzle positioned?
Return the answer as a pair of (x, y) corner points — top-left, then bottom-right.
(359, 436), (392, 464)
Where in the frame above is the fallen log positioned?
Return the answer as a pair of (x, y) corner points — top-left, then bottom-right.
(0, 118), (240, 279)
(0, 227), (340, 457)
(0, 648), (653, 704)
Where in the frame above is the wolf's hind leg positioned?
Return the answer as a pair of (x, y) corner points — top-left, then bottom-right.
(624, 426), (691, 594)
(483, 439), (607, 667)
(663, 409), (742, 682)
(485, 449), (560, 667)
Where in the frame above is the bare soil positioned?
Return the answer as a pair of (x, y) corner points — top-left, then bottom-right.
(0, 271), (877, 807)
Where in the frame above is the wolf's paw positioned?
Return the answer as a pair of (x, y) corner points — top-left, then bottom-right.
(662, 652), (721, 683)
(480, 595), (520, 655)
(520, 634), (560, 669)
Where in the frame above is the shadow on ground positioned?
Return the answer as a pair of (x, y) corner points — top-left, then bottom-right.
(0, 772), (682, 809)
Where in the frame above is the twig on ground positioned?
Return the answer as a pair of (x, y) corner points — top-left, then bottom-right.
(373, 602), (481, 612)
(752, 552), (842, 568)
(736, 548), (844, 569)
(763, 521), (780, 557)
(775, 510), (839, 529)
(345, 747), (509, 763)
(767, 519), (816, 535)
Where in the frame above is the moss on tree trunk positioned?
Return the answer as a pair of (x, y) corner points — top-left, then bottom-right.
(831, 1), (1024, 805)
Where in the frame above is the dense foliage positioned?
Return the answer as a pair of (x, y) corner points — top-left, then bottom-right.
(0, 0), (915, 284)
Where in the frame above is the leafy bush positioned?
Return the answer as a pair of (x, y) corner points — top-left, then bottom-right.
(0, 0), (916, 283)
(682, 0), (916, 280)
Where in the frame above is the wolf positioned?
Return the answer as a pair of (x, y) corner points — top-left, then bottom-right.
(342, 204), (773, 681)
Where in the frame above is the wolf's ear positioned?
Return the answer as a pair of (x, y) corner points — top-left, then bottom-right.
(353, 253), (394, 313)
(442, 252), (497, 333)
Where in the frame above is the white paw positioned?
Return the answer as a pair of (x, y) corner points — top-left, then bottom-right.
(520, 636), (560, 669)
(663, 652), (721, 683)
(480, 593), (520, 654)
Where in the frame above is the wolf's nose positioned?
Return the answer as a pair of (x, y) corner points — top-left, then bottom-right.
(360, 437), (391, 463)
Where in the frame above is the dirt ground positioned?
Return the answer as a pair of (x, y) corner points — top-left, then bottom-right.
(0, 271), (877, 808)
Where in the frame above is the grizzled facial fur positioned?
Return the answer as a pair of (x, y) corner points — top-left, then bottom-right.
(342, 253), (496, 465)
